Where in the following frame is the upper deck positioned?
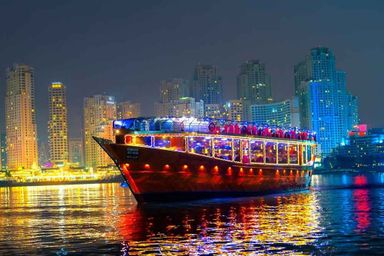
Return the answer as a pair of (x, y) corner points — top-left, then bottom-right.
(113, 117), (316, 142)
(112, 117), (316, 167)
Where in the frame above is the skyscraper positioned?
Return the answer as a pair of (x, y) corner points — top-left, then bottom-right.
(237, 60), (272, 120)
(0, 133), (6, 171)
(155, 97), (204, 118)
(117, 101), (141, 119)
(155, 78), (202, 118)
(48, 82), (69, 164)
(68, 138), (84, 166)
(237, 60), (272, 104)
(5, 64), (38, 170)
(226, 100), (243, 122)
(83, 95), (116, 168)
(160, 79), (190, 103)
(192, 65), (223, 105)
(250, 99), (300, 128)
(295, 47), (359, 155)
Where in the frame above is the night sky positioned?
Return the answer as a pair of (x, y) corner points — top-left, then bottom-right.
(1, 0), (383, 142)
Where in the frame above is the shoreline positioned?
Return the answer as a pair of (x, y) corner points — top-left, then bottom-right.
(0, 176), (123, 188)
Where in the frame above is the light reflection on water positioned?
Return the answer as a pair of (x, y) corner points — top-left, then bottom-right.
(0, 173), (384, 255)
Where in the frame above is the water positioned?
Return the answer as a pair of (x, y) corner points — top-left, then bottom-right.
(1, 173), (384, 255)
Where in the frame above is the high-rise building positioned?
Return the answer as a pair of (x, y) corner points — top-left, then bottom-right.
(155, 97), (204, 118)
(226, 100), (243, 122)
(295, 47), (359, 155)
(0, 133), (6, 171)
(48, 82), (69, 164)
(83, 95), (116, 168)
(192, 64), (223, 105)
(38, 142), (49, 166)
(160, 79), (190, 103)
(250, 99), (299, 127)
(117, 101), (141, 119)
(205, 104), (228, 119)
(155, 78), (202, 118)
(5, 64), (38, 170)
(68, 138), (84, 166)
(237, 60), (272, 105)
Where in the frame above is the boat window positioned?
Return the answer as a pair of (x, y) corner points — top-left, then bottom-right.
(171, 137), (185, 151)
(154, 136), (170, 148)
(278, 143), (288, 164)
(250, 140), (264, 163)
(265, 142), (277, 163)
(289, 144), (299, 164)
(125, 135), (133, 144)
(187, 136), (212, 156)
(306, 145), (312, 163)
(133, 136), (152, 146)
(242, 140), (250, 163)
(153, 136), (185, 151)
(213, 138), (232, 161)
(233, 139), (241, 162)
(302, 145), (308, 164)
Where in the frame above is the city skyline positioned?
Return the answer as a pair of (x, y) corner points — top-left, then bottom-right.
(1, 1), (383, 143)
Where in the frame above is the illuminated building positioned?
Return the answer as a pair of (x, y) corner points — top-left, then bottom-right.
(237, 60), (272, 104)
(205, 104), (228, 119)
(295, 47), (359, 155)
(192, 64), (223, 106)
(226, 100), (243, 121)
(237, 60), (273, 120)
(69, 138), (84, 166)
(83, 95), (116, 168)
(160, 78), (190, 103)
(324, 125), (384, 169)
(0, 133), (6, 171)
(117, 101), (141, 119)
(48, 82), (69, 165)
(155, 78), (200, 117)
(38, 142), (49, 166)
(5, 64), (38, 171)
(155, 97), (204, 118)
(250, 98), (300, 128)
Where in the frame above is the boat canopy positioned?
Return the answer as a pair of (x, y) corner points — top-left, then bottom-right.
(113, 117), (316, 141)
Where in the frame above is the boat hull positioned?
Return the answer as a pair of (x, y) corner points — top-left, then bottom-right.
(94, 137), (313, 202)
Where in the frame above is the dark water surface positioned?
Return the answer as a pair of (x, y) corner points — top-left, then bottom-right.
(1, 173), (384, 255)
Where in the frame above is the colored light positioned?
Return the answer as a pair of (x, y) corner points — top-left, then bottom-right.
(248, 168), (253, 175)
(213, 166), (219, 174)
(183, 164), (188, 170)
(144, 164), (150, 169)
(164, 164), (170, 170)
(259, 169), (263, 175)
(227, 167), (232, 176)
(199, 165), (205, 171)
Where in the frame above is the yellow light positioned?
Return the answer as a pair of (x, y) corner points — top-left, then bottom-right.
(51, 83), (62, 88)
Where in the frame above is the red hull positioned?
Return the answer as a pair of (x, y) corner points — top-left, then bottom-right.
(96, 138), (313, 202)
